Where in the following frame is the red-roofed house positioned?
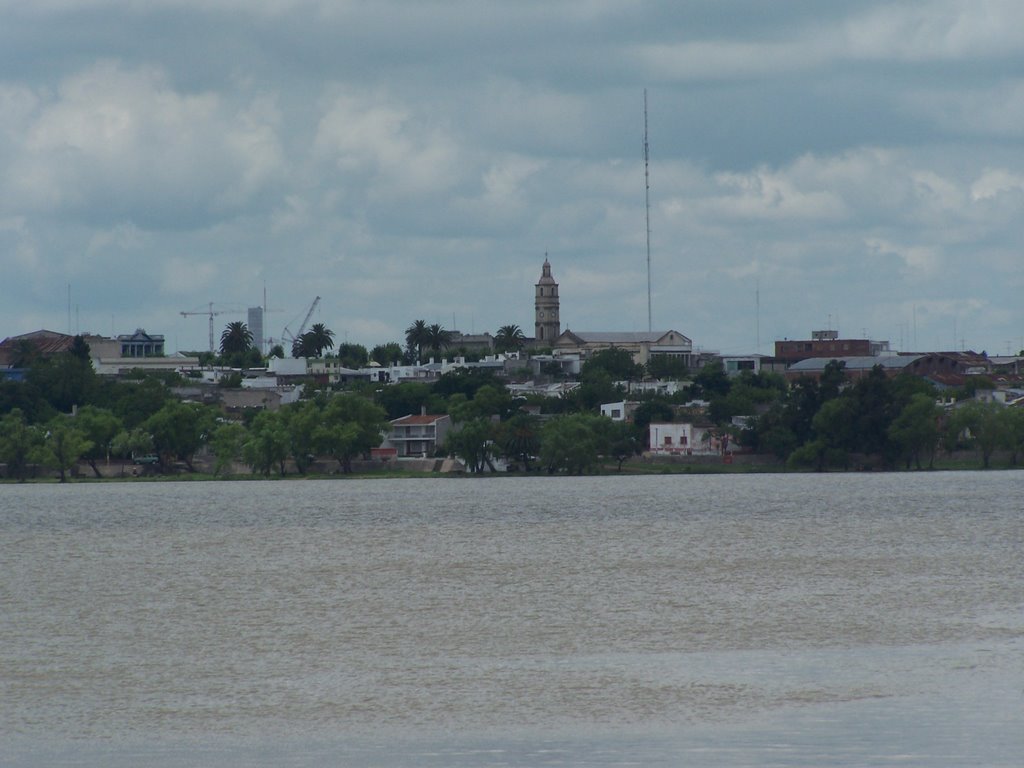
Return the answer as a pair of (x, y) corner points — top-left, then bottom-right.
(381, 412), (453, 458)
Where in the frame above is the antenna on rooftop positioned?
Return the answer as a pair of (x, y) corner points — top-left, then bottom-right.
(644, 89), (652, 333)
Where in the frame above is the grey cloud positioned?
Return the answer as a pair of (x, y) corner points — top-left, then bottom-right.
(0, 0), (1022, 355)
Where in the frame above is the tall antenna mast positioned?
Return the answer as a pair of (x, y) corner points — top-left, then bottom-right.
(644, 89), (652, 332)
(756, 281), (760, 353)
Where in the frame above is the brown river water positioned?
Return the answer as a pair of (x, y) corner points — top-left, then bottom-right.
(2, 472), (1022, 766)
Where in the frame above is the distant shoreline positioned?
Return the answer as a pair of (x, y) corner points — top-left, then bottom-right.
(3, 455), (1020, 484)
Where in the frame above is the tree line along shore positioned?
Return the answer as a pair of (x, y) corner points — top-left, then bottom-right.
(3, 331), (1024, 483)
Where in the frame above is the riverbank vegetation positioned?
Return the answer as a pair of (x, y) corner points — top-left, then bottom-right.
(3, 336), (1024, 482)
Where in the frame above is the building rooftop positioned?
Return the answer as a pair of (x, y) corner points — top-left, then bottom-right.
(391, 414), (448, 426)
(560, 330), (690, 344)
(787, 355), (923, 372)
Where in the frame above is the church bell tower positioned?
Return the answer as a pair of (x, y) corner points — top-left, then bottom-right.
(534, 256), (560, 342)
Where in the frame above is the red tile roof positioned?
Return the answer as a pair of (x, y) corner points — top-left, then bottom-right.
(391, 414), (446, 425)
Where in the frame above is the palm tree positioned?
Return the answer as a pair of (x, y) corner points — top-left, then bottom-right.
(426, 324), (452, 357)
(305, 323), (335, 357)
(291, 334), (313, 358)
(405, 319), (429, 362)
(495, 324), (526, 354)
(220, 321), (254, 356)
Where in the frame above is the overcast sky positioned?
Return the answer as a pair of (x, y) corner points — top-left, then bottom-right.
(2, 1), (1022, 356)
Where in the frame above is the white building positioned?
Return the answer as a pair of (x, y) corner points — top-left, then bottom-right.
(647, 422), (721, 456)
(600, 401), (639, 422)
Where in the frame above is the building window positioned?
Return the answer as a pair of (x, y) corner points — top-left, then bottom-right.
(664, 436), (673, 446)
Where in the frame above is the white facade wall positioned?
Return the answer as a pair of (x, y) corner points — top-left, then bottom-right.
(647, 423), (720, 455)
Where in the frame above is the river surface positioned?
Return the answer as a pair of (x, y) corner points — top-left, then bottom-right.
(1, 472), (1022, 767)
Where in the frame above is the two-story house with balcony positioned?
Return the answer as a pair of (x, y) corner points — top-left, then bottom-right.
(381, 411), (453, 458)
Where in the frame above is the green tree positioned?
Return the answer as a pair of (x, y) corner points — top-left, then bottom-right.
(818, 359), (849, 401)
(376, 381), (433, 420)
(462, 384), (513, 421)
(646, 354), (690, 380)
(433, 368), (502, 401)
(494, 324), (526, 354)
(111, 427), (155, 463)
(33, 418), (92, 482)
(708, 387), (755, 425)
(540, 414), (605, 474)
(74, 405), (124, 478)
(749, 365), (847, 461)
(243, 410), (290, 476)
(1004, 407), (1024, 466)
(847, 366), (899, 464)
(888, 393), (940, 469)
(282, 400), (322, 475)
(447, 417), (498, 473)
(426, 324), (452, 358)
(632, 399), (674, 432)
(306, 323), (336, 357)
(220, 321), (254, 356)
(336, 343), (369, 370)
(570, 368), (622, 412)
(753, 407), (800, 459)
(110, 376), (170, 429)
(496, 413), (541, 471)
(291, 333), (314, 358)
(371, 342), (404, 367)
(952, 401), (1009, 468)
(268, 343), (285, 359)
(27, 345), (97, 413)
(601, 420), (642, 471)
(789, 396), (858, 471)
(69, 334), (92, 363)
(143, 400), (216, 472)
(405, 319), (429, 362)
(315, 395), (389, 473)
(582, 348), (643, 383)
(708, 371), (785, 427)
(223, 347), (263, 370)
(0, 408), (43, 481)
(693, 361), (731, 399)
(210, 422), (247, 477)
(0, 379), (53, 424)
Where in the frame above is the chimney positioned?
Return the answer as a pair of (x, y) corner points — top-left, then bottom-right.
(420, 405), (427, 416)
